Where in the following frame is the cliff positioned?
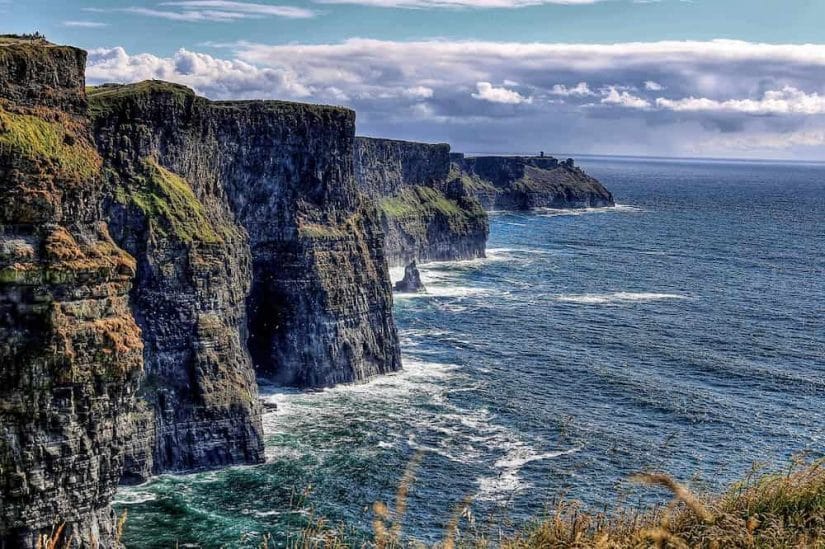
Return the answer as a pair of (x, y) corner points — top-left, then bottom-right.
(89, 82), (401, 396)
(88, 82), (264, 481)
(355, 137), (488, 267)
(450, 154), (614, 210)
(0, 37), (143, 547)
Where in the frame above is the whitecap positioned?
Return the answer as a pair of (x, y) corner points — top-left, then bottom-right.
(552, 292), (688, 304)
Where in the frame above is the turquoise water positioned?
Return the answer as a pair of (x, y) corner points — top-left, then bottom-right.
(116, 157), (825, 547)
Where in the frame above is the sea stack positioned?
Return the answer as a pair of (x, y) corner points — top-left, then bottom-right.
(394, 261), (426, 293)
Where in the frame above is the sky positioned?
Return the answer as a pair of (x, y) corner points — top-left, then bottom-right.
(6, 0), (825, 159)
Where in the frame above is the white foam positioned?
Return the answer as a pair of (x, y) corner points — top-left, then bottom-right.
(553, 292), (687, 304)
(112, 489), (158, 505)
(534, 204), (644, 218)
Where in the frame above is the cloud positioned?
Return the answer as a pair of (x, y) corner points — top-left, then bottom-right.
(314, 0), (602, 8)
(62, 20), (109, 28)
(655, 87), (825, 115)
(550, 82), (595, 96)
(600, 86), (650, 108)
(93, 1), (315, 22)
(86, 39), (825, 158)
(472, 81), (532, 104)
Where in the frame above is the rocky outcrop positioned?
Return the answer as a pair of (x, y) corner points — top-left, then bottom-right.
(355, 137), (488, 267)
(0, 38), (143, 547)
(450, 153), (614, 210)
(394, 261), (425, 293)
(90, 82), (400, 398)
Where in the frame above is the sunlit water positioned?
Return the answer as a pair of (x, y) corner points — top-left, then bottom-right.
(116, 157), (825, 547)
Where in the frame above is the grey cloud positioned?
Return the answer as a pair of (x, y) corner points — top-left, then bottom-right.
(86, 39), (825, 159)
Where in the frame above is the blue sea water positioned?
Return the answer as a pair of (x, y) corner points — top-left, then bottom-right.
(116, 157), (825, 547)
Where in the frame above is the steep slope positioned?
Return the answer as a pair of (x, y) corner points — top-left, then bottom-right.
(0, 37), (143, 547)
(90, 82), (401, 396)
(355, 137), (488, 267)
(89, 82), (264, 481)
(451, 154), (614, 210)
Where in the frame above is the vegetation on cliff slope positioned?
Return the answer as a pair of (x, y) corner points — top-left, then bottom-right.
(379, 186), (485, 234)
(110, 158), (231, 244)
(0, 105), (101, 183)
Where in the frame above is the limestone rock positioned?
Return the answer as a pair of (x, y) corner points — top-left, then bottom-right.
(450, 153), (615, 210)
(354, 137), (489, 266)
(394, 261), (426, 293)
(0, 37), (143, 548)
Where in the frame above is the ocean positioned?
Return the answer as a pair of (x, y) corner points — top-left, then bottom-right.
(115, 156), (825, 547)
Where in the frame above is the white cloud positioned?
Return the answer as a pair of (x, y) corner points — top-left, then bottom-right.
(550, 82), (595, 96)
(472, 81), (532, 104)
(655, 87), (825, 115)
(161, 0), (316, 17)
(95, 1), (315, 22)
(87, 47), (314, 97)
(600, 86), (650, 108)
(315, 0), (602, 8)
(62, 20), (108, 28)
(85, 39), (825, 158)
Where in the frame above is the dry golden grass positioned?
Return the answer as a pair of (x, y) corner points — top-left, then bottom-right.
(283, 455), (825, 549)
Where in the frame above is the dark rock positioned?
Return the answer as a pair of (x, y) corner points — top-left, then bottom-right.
(0, 40), (143, 547)
(451, 155), (615, 210)
(354, 137), (489, 266)
(394, 261), (426, 293)
(89, 81), (401, 395)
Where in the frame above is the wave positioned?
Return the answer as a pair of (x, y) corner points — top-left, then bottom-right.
(534, 204), (644, 218)
(553, 292), (688, 304)
(476, 445), (582, 502)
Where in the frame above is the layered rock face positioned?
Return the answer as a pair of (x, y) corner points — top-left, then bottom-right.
(0, 38), (143, 547)
(89, 82), (264, 481)
(450, 153), (614, 210)
(90, 82), (400, 398)
(355, 137), (488, 267)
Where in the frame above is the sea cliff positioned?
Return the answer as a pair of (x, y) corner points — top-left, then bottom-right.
(355, 137), (488, 267)
(450, 153), (614, 210)
(0, 37), (143, 547)
(88, 81), (402, 481)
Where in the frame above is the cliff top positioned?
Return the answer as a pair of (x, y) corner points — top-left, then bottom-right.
(0, 37), (87, 113)
(0, 33), (51, 46)
(88, 79), (354, 119)
(357, 135), (451, 150)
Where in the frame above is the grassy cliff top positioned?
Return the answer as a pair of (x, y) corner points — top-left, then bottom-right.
(356, 135), (451, 150)
(87, 79), (353, 119)
(0, 34), (51, 46)
(87, 80), (197, 99)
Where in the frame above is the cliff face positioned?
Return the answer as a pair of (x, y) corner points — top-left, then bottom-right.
(90, 82), (400, 397)
(450, 154), (614, 210)
(89, 83), (264, 481)
(0, 39), (143, 547)
(355, 137), (488, 267)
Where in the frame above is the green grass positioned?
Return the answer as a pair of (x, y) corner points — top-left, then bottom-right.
(448, 164), (497, 193)
(0, 106), (101, 183)
(112, 158), (230, 244)
(87, 80), (196, 118)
